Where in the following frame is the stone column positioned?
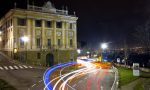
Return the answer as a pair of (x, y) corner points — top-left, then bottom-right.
(13, 17), (18, 49)
(42, 20), (45, 49)
(53, 21), (57, 48)
(32, 19), (36, 49)
(74, 23), (77, 49)
(62, 21), (65, 48)
(65, 22), (69, 48)
(27, 18), (31, 49)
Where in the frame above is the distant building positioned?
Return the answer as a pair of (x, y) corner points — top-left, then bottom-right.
(0, 1), (78, 66)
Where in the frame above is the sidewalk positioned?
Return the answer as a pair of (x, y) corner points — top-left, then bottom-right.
(120, 78), (146, 90)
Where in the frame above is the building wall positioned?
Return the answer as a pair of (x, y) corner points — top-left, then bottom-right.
(0, 8), (78, 66)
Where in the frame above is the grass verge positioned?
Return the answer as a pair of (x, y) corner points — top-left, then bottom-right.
(0, 79), (17, 90)
(117, 67), (139, 87)
(133, 80), (144, 90)
(134, 72), (150, 90)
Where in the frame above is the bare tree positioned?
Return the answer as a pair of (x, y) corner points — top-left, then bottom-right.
(135, 22), (150, 52)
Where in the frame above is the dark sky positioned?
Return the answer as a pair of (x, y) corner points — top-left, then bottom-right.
(0, 0), (150, 48)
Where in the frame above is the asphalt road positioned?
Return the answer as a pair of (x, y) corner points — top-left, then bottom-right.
(48, 65), (115, 90)
(61, 68), (115, 90)
(0, 52), (115, 90)
(0, 52), (45, 90)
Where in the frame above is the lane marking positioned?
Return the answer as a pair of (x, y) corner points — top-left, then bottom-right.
(78, 80), (82, 83)
(19, 66), (23, 69)
(29, 66), (33, 68)
(0, 67), (4, 70)
(23, 65), (28, 68)
(39, 80), (43, 83)
(73, 84), (77, 88)
(9, 66), (14, 70)
(31, 84), (36, 87)
(14, 66), (19, 69)
(4, 66), (8, 70)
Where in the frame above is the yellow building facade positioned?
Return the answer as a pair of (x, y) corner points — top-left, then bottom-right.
(0, 1), (78, 66)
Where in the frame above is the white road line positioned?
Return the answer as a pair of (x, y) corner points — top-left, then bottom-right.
(19, 66), (23, 69)
(78, 80), (82, 83)
(101, 86), (104, 90)
(9, 66), (14, 70)
(23, 65), (28, 68)
(4, 66), (8, 70)
(31, 84), (36, 87)
(0, 67), (4, 70)
(73, 84), (77, 88)
(14, 66), (19, 69)
(39, 80), (43, 83)
(84, 77), (87, 80)
(29, 66), (33, 68)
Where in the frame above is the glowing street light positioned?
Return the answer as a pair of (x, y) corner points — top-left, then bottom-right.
(0, 31), (2, 35)
(101, 43), (108, 50)
(100, 43), (108, 62)
(86, 51), (90, 54)
(77, 49), (81, 54)
(21, 36), (29, 42)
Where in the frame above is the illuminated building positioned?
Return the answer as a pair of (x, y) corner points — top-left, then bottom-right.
(0, 1), (78, 66)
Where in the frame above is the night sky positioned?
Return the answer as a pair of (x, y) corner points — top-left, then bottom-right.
(0, 0), (150, 48)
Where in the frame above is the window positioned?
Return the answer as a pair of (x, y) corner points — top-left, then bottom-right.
(45, 21), (52, 28)
(35, 20), (42, 27)
(69, 23), (73, 29)
(58, 39), (61, 46)
(56, 22), (62, 28)
(37, 53), (41, 59)
(20, 39), (24, 48)
(17, 18), (26, 26)
(70, 39), (73, 47)
(36, 38), (41, 48)
(47, 39), (51, 47)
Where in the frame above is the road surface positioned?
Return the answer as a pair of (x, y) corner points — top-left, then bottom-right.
(0, 52), (45, 90)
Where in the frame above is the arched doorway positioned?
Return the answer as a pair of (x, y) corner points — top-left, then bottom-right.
(46, 53), (54, 67)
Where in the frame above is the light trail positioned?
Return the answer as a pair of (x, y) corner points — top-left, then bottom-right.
(43, 62), (77, 90)
(60, 67), (98, 90)
(43, 60), (115, 90)
(53, 67), (90, 90)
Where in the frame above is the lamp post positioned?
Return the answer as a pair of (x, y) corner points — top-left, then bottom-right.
(21, 36), (29, 63)
(101, 43), (108, 62)
(77, 49), (81, 54)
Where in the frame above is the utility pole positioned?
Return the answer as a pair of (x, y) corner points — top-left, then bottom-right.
(124, 39), (128, 66)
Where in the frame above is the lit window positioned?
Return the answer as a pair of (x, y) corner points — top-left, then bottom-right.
(17, 18), (26, 26)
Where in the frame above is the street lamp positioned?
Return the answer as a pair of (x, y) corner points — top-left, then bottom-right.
(101, 43), (108, 62)
(21, 36), (29, 63)
(101, 43), (108, 50)
(77, 49), (81, 54)
(21, 36), (29, 42)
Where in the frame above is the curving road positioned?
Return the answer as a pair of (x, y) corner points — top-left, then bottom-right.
(43, 61), (116, 90)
